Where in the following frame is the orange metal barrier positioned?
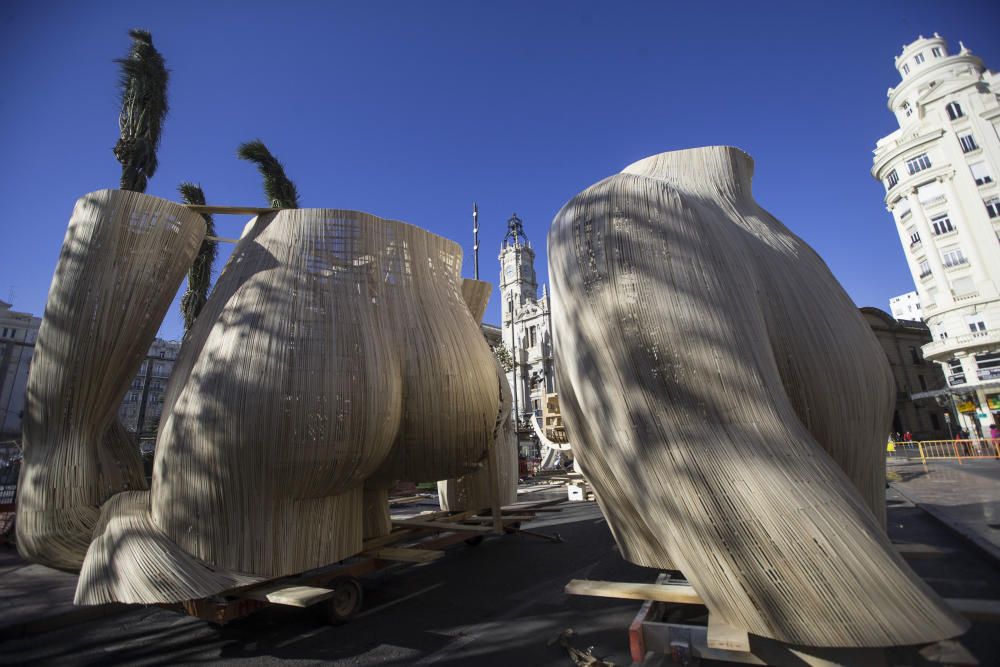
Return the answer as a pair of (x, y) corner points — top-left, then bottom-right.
(888, 439), (1000, 464)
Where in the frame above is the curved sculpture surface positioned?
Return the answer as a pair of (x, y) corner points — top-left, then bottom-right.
(17, 190), (205, 571)
(438, 279), (518, 512)
(548, 146), (966, 647)
(74, 208), (500, 604)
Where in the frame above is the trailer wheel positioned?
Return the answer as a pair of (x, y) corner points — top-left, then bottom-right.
(323, 577), (363, 624)
(464, 535), (485, 546)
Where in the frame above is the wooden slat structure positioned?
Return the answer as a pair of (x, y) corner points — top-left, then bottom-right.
(547, 146), (967, 648)
(437, 279), (518, 514)
(17, 203), (502, 606)
(17, 190), (206, 571)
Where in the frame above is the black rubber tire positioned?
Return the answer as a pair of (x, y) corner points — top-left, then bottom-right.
(464, 535), (485, 547)
(323, 577), (363, 624)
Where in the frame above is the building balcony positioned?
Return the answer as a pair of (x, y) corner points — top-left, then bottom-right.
(922, 329), (1000, 362)
(918, 270), (933, 279)
(909, 240), (923, 252)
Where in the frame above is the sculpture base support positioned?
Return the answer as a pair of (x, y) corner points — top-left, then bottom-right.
(362, 487), (391, 540)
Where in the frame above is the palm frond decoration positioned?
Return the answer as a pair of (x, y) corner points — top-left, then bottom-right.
(177, 182), (217, 335)
(113, 29), (169, 193)
(237, 139), (300, 208)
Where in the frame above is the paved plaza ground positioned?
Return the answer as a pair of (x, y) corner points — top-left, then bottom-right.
(1, 463), (998, 666)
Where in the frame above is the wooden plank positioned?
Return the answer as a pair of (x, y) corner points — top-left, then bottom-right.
(364, 547), (443, 563)
(893, 542), (954, 559)
(390, 518), (492, 533)
(240, 584), (336, 608)
(707, 621), (751, 652)
(919, 640), (979, 665)
(184, 204), (278, 215)
(564, 579), (704, 605)
(946, 598), (1000, 622)
(464, 514), (535, 523)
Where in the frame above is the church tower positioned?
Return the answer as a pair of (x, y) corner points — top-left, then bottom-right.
(498, 213), (537, 320)
(498, 213), (555, 425)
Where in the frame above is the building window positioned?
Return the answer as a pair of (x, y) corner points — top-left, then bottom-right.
(918, 374), (927, 391)
(932, 47), (942, 57)
(941, 247), (967, 268)
(885, 169), (899, 189)
(909, 346), (921, 364)
(948, 358), (966, 385)
(970, 162), (993, 186)
(986, 197), (1000, 219)
(931, 214), (953, 235)
(930, 413), (940, 430)
(914, 53), (925, 65)
(946, 102), (964, 120)
(918, 259), (932, 278)
(966, 315), (987, 333)
(902, 63), (910, 75)
(959, 134), (978, 153)
(976, 352), (1000, 381)
(909, 229), (921, 246)
(906, 153), (931, 175)
(529, 326), (537, 348)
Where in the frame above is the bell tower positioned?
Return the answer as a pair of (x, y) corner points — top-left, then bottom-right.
(498, 213), (537, 323)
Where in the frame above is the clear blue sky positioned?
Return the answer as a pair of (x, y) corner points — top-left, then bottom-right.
(2, 1), (998, 339)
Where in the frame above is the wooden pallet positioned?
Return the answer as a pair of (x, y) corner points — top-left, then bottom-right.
(566, 570), (992, 666)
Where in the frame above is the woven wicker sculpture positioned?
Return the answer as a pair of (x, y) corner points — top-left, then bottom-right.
(438, 279), (518, 511)
(72, 208), (499, 604)
(17, 190), (205, 571)
(548, 147), (967, 648)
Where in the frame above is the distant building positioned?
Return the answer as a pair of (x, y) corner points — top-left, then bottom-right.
(871, 34), (1000, 438)
(889, 291), (923, 321)
(0, 301), (41, 438)
(497, 213), (556, 422)
(862, 307), (951, 440)
(118, 338), (182, 440)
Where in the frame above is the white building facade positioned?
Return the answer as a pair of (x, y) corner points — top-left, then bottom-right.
(872, 34), (1000, 437)
(889, 290), (923, 321)
(0, 301), (41, 438)
(498, 214), (556, 423)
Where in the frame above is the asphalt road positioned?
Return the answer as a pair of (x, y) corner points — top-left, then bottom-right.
(2, 481), (999, 666)
(1, 492), (662, 666)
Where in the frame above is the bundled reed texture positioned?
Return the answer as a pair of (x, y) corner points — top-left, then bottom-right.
(438, 279), (518, 511)
(17, 190), (205, 571)
(77, 209), (499, 604)
(548, 146), (967, 648)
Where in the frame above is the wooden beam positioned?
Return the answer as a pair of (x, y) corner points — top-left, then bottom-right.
(240, 584), (336, 608)
(893, 543), (954, 559)
(363, 547), (443, 563)
(390, 518), (492, 533)
(946, 598), (1000, 622)
(564, 579), (705, 605)
(184, 204), (279, 215)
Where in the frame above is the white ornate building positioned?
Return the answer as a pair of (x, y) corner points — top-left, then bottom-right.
(889, 290), (923, 321)
(872, 34), (1000, 437)
(498, 214), (556, 423)
(0, 301), (41, 438)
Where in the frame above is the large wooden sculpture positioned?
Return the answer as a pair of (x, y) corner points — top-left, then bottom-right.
(69, 208), (499, 605)
(438, 279), (518, 512)
(548, 147), (967, 647)
(17, 190), (205, 571)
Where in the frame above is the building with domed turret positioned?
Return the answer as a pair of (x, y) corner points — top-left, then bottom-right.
(872, 33), (1000, 438)
(498, 213), (556, 425)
